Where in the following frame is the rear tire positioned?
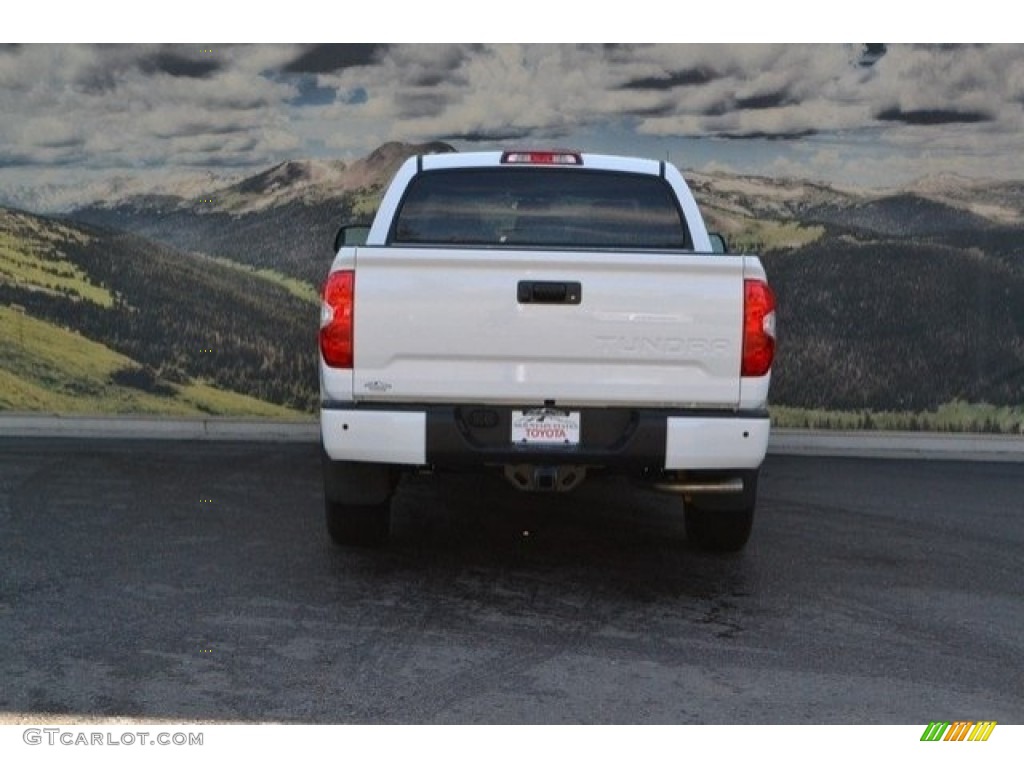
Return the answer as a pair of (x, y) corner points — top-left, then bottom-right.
(684, 470), (757, 553)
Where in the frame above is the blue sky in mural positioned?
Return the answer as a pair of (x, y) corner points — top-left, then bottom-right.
(1, 43), (1021, 204)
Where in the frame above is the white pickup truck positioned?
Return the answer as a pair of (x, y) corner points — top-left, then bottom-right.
(319, 149), (776, 552)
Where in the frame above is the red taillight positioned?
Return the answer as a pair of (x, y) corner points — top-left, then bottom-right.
(742, 279), (776, 377)
(320, 270), (354, 368)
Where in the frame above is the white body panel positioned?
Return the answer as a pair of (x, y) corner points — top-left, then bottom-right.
(664, 417), (771, 470)
(348, 247), (749, 408)
(321, 409), (426, 465)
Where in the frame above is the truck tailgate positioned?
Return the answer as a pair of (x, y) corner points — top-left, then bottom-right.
(352, 247), (746, 408)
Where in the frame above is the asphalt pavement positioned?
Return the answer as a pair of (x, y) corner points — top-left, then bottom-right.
(1, 437), (1022, 723)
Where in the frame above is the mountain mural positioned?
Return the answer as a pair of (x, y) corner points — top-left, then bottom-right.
(0, 208), (316, 416)
(68, 142), (456, 286)
(3, 142), (1023, 430)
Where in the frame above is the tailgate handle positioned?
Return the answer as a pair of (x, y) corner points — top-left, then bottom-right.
(517, 281), (582, 305)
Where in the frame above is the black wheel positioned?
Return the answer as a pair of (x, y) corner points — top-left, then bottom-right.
(683, 470), (758, 553)
(684, 503), (754, 552)
(325, 499), (390, 547)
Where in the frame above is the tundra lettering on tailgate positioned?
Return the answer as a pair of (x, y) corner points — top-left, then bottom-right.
(594, 335), (731, 357)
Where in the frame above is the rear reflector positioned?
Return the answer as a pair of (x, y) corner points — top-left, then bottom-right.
(320, 270), (354, 368)
(742, 279), (776, 377)
(500, 150), (582, 166)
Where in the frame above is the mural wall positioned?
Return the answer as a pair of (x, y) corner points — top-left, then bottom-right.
(1, 44), (1022, 431)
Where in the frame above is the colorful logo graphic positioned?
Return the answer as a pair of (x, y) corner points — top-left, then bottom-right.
(920, 721), (997, 742)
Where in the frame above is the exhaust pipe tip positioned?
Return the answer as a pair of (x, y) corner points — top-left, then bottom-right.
(650, 477), (745, 495)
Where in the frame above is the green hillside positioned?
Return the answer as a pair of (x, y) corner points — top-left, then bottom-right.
(766, 230), (1024, 416)
(0, 305), (300, 417)
(0, 217), (111, 307)
(0, 208), (315, 417)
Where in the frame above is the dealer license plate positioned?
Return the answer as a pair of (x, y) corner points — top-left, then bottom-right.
(511, 409), (581, 446)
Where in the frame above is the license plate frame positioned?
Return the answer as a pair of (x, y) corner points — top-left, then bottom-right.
(511, 409), (581, 446)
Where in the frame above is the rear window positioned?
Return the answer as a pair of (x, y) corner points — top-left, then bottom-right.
(389, 168), (692, 249)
